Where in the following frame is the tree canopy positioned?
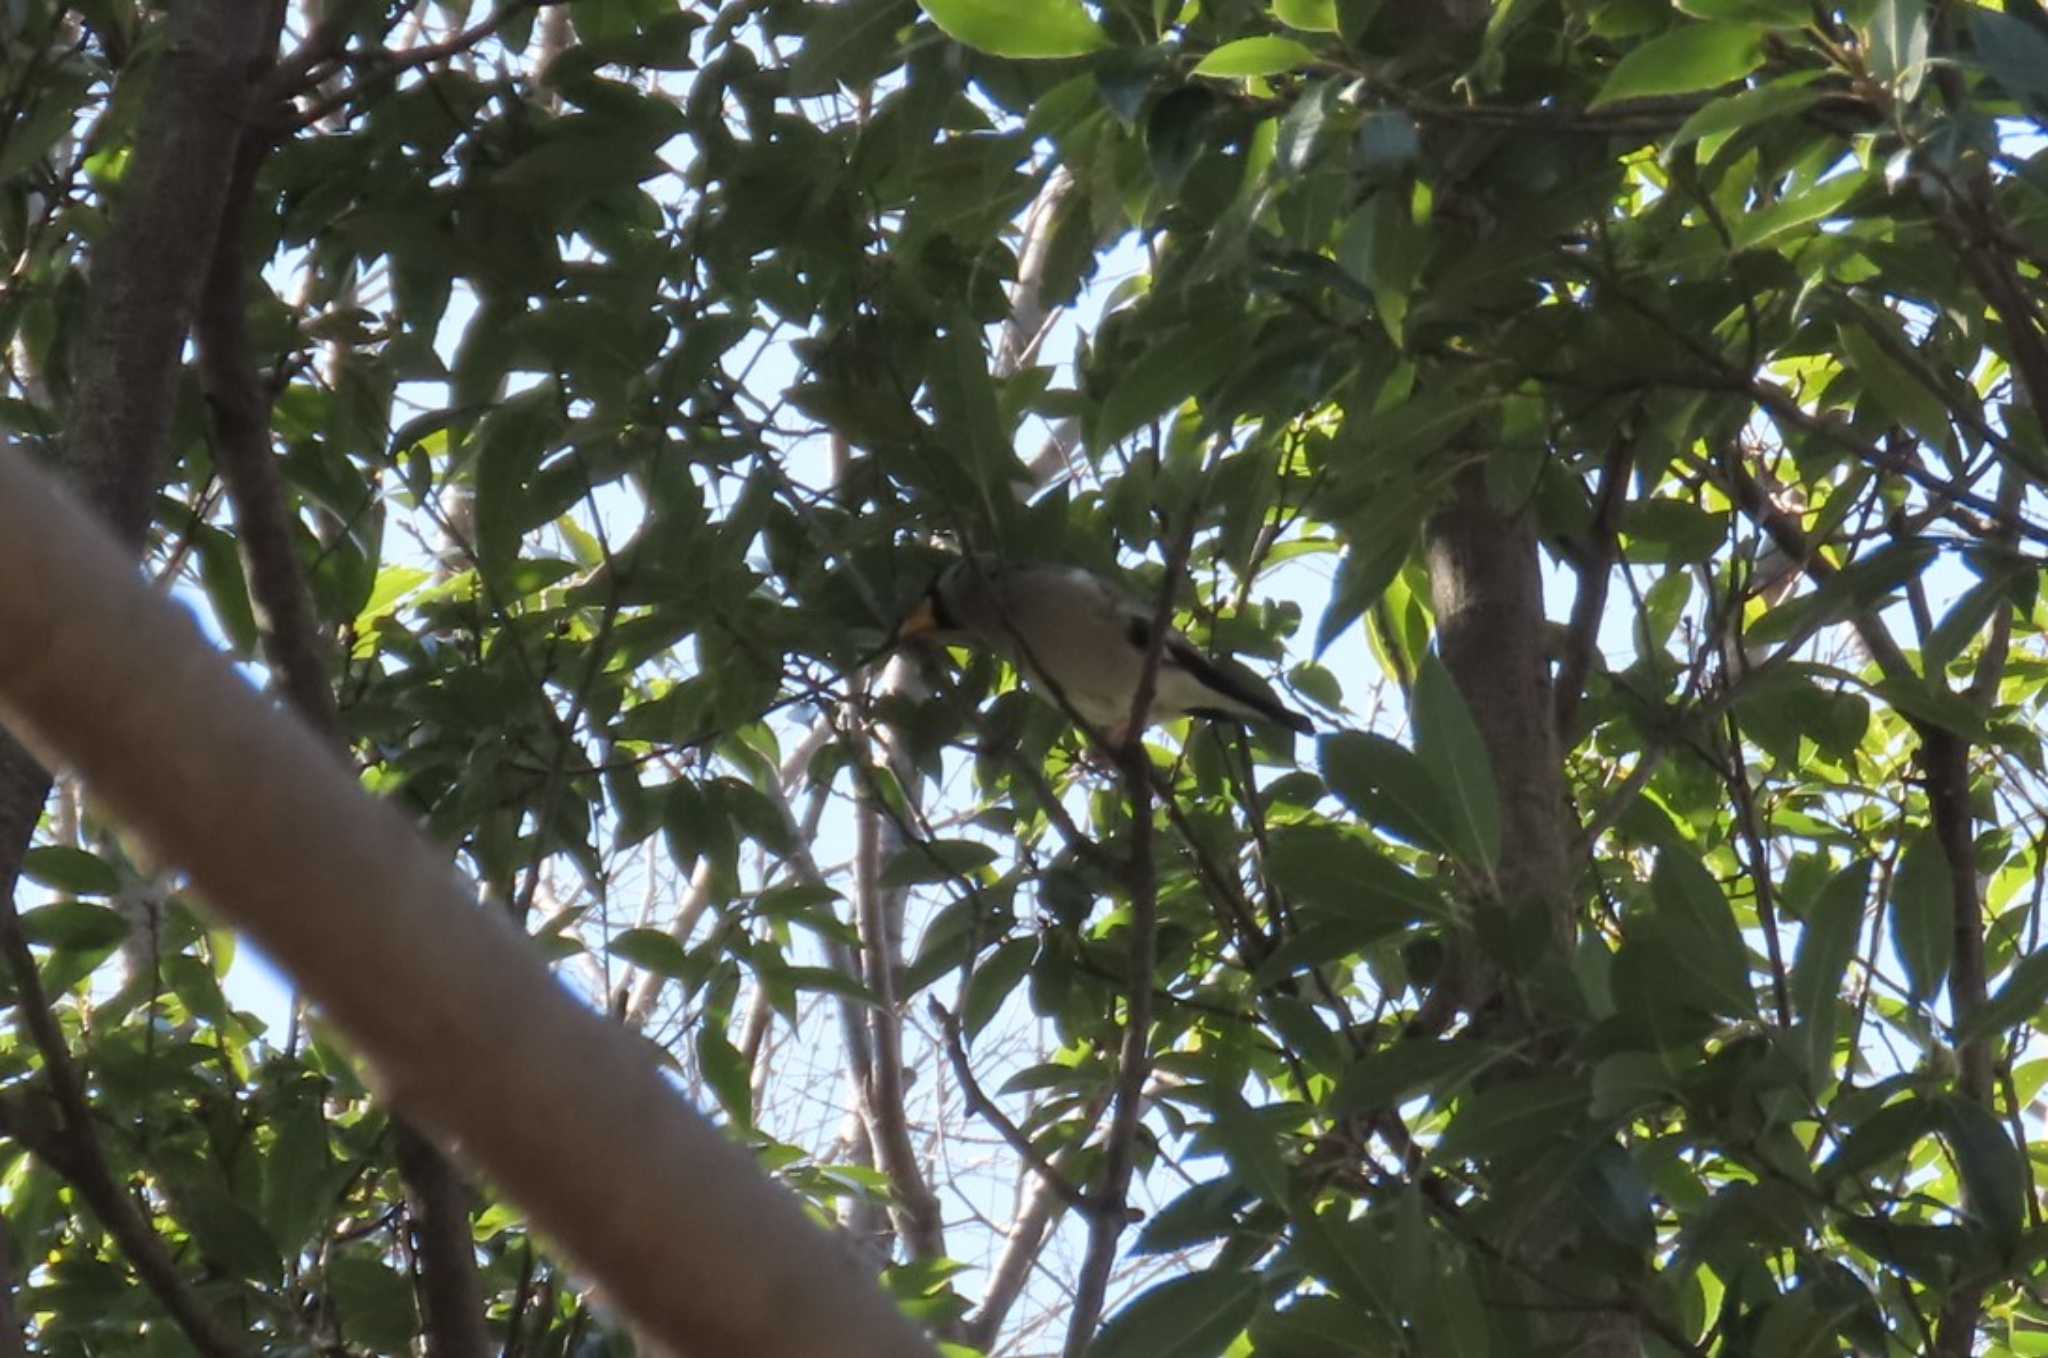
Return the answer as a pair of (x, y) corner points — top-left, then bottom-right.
(2, 0), (2047, 1355)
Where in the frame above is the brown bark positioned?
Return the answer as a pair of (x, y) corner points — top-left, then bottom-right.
(1423, 466), (1638, 1358)
(1425, 468), (1571, 924)
(394, 1122), (491, 1358)
(58, 1), (263, 547)
(0, 6), (269, 1354)
(852, 679), (947, 1262)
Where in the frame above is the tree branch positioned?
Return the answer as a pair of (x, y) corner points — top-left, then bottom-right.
(930, 999), (1089, 1209)
(0, 7), (270, 1354)
(1062, 524), (1192, 1357)
(1554, 435), (1634, 739)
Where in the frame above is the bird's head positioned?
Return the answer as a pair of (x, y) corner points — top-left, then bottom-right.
(894, 555), (992, 645)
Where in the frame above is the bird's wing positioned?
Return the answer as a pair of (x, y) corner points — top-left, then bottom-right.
(1122, 612), (1313, 733)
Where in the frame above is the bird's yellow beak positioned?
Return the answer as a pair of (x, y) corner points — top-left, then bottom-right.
(895, 596), (942, 643)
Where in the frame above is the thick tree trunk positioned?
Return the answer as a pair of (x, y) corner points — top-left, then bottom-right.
(1424, 466), (1638, 1358)
(0, 7), (268, 1352)
(1425, 468), (1571, 924)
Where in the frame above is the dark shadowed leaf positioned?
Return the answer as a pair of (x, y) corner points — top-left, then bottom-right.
(962, 937), (1034, 1039)
(1205, 1089), (1295, 1209)
(1437, 1073), (1589, 1160)
(1788, 859), (1869, 1082)
(1319, 730), (1460, 856)
(1959, 945), (2048, 1046)
(1889, 829), (1954, 1003)
(1936, 1095), (2025, 1254)
(1330, 1038), (1496, 1116)
(1135, 1179), (1249, 1254)
(696, 1024), (754, 1128)
(881, 839), (999, 887)
(1412, 655), (1500, 872)
(1649, 851), (1755, 1018)
(1088, 1269), (1262, 1358)
(1972, 9), (2048, 106)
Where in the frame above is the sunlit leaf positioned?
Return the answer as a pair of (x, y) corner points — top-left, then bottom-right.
(917, 0), (1110, 57)
(1589, 22), (1764, 107)
(1192, 35), (1320, 77)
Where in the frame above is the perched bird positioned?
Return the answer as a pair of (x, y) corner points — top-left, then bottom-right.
(895, 556), (1314, 744)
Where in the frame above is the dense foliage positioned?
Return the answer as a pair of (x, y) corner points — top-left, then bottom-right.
(2, 0), (2047, 1354)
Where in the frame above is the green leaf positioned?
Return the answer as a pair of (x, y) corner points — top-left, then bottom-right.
(19, 846), (119, 896)
(1665, 71), (1825, 156)
(1889, 829), (1954, 1003)
(1415, 1243), (1491, 1358)
(1192, 36), (1320, 77)
(1649, 851), (1755, 1018)
(1673, 0), (1808, 20)
(1206, 1089), (1295, 1209)
(1412, 655), (1501, 873)
(1319, 730), (1462, 858)
(262, 1087), (338, 1256)
(1731, 168), (1870, 250)
(1589, 1051), (1681, 1119)
(777, 965), (881, 1007)
(1273, 0), (1338, 32)
(788, 0), (915, 94)
(1337, 190), (1429, 343)
(916, 0), (1110, 57)
(1959, 945), (2048, 1046)
(962, 937), (1034, 1039)
(1925, 572), (2021, 679)
(1973, 9), (2048, 106)
(1092, 322), (1244, 453)
(1788, 860), (1870, 1082)
(1936, 1095), (2025, 1254)
(1747, 539), (1939, 646)
(327, 1252), (419, 1351)
(1436, 1073), (1588, 1160)
(194, 524), (259, 655)
(1264, 824), (1446, 920)
(160, 1154), (282, 1279)
(606, 928), (695, 979)
(0, 84), (85, 182)
(1316, 512), (1416, 655)
(1088, 1269), (1262, 1358)
(1589, 23), (1764, 107)
(1329, 1038), (1496, 1116)
(1135, 1180), (1246, 1255)
(696, 1023), (754, 1128)
(1867, 0), (1930, 99)
(1836, 320), (1955, 456)
(17, 901), (129, 950)
(1251, 1293), (1399, 1355)
(881, 839), (999, 887)
(1823, 1094), (1941, 1185)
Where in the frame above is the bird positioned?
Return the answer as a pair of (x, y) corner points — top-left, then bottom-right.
(894, 556), (1314, 745)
